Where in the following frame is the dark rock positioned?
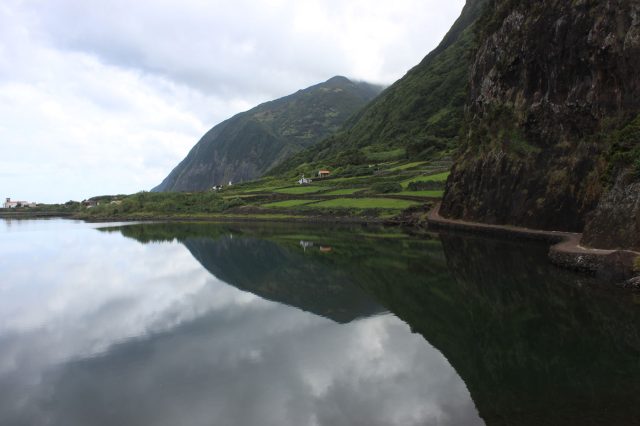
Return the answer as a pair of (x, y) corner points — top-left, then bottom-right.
(596, 250), (639, 283)
(623, 276), (640, 289)
(583, 172), (640, 250)
(441, 0), (640, 238)
(548, 247), (601, 274)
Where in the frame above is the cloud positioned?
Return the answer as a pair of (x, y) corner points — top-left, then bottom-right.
(0, 0), (465, 202)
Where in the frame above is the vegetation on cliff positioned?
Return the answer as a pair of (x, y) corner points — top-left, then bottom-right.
(441, 0), (640, 246)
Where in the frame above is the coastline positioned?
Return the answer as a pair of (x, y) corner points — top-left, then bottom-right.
(5, 206), (639, 283)
(427, 203), (640, 282)
(0, 211), (74, 219)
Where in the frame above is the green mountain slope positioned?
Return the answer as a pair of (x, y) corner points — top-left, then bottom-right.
(269, 0), (488, 176)
(153, 76), (382, 192)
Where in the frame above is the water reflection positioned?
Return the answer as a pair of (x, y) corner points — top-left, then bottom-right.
(0, 220), (481, 426)
(436, 234), (640, 425)
(107, 222), (640, 425)
(3, 219), (640, 425)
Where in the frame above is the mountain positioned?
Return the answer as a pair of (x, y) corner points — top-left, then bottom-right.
(441, 0), (640, 249)
(269, 0), (488, 175)
(104, 222), (385, 323)
(153, 77), (382, 192)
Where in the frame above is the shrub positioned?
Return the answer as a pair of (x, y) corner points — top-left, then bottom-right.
(371, 182), (402, 194)
(222, 198), (245, 210)
(337, 164), (374, 178)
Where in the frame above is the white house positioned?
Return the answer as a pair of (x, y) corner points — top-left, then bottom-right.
(298, 175), (312, 185)
(3, 198), (34, 208)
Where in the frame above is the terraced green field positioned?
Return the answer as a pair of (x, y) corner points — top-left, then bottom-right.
(79, 158), (452, 222)
(323, 188), (365, 196)
(388, 161), (429, 172)
(401, 171), (450, 188)
(310, 198), (421, 210)
(393, 190), (445, 198)
(274, 186), (327, 195)
(262, 199), (319, 208)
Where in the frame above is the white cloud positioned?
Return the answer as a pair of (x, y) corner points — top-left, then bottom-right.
(0, 0), (465, 202)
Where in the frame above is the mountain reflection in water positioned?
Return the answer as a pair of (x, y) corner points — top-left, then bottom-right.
(112, 222), (640, 425)
(1, 219), (639, 425)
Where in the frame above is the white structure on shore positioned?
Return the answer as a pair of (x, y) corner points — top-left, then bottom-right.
(3, 198), (36, 208)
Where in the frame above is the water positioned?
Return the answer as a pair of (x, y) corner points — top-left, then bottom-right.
(1, 219), (639, 425)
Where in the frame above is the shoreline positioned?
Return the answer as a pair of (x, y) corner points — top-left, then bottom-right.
(6, 207), (639, 282)
(0, 211), (74, 219)
(75, 213), (389, 225)
(427, 203), (640, 282)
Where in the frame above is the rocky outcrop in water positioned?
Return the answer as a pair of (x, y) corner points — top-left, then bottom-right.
(441, 0), (640, 245)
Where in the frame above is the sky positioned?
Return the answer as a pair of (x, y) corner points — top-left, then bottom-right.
(0, 0), (465, 203)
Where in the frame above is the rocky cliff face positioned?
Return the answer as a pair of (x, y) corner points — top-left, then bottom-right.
(441, 0), (640, 242)
(153, 77), (381, 192)
(582, 172), (640, 250)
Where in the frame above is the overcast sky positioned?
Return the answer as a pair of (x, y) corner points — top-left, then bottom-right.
(0, 0), (465, 203)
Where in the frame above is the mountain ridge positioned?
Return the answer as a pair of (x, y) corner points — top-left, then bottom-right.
(269, 0), (489, 175)
(153, 76), (382, 192)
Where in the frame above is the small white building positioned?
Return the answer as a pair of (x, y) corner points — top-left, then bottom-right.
(298, 175), (312, 185)
(3, 198), (34, 208)
(300, 240), (314, 252)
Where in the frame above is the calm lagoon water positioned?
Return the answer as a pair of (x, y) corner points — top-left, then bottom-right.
(1, 219), (639, 425)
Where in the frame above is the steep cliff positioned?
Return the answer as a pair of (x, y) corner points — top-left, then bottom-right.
(441, 0), (640, 244)
(153, 77), (381, 192)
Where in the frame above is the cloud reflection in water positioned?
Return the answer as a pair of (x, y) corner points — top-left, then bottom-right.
(0, 220), (481, 426)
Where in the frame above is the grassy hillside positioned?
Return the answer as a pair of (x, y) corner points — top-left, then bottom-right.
(269, 0), (488, 178)
(76, 0), (488, 223)
(77, 158), (452, 222)
(154, 76), (382, 192)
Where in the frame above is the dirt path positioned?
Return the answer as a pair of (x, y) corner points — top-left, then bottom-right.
(427, 203), (639, 276)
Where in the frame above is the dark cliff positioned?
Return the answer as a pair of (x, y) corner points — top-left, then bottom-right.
(441, 0), (640, 247)
(153, 77), (381, 192)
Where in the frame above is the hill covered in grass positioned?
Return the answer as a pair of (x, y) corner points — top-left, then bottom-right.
(76, 157), (451, 223)
(269, 0), (488, 178)
(153, 76), (382, 193)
